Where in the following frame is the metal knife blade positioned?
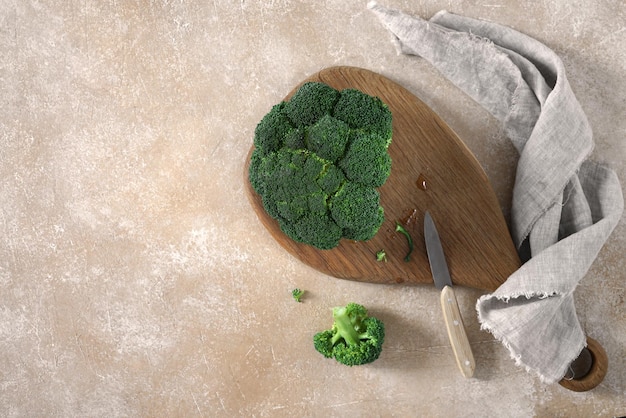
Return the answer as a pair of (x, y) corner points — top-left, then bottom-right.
(424, 211), (476, 378)
(424, 211), (452, 290)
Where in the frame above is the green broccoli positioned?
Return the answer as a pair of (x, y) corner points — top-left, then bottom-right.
(395, 222), (414, 262)
(333, 88), (393, 142)
(329, 181), (384, 241)
(292, 288), (305, 302)
(313, 302), (385, 366)
(253, 102), (296, 155)
(316, 164), (345, 195)
(376, 249), (387, 262)
(283, 212), (343, 250)
(339, 130), (392, 188)
(249, 82), (393, 250)
(283, 81), (340, 128)
(305, 114), (350, 163)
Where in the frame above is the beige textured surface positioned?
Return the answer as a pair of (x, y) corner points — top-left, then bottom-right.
(1, 0), (624, 416)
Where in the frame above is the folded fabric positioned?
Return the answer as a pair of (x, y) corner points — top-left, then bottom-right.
(369, 2), (623, 383)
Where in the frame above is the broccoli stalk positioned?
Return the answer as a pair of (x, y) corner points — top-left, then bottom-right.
(313, 303), (385, 366)
(331, 306), (361, 345)
(395, 222), (414, 262)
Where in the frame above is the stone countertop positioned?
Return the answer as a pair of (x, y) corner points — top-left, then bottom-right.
(1, 1), (624, 416)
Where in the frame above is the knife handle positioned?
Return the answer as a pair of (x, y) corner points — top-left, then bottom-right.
(440, 285), (476, 378)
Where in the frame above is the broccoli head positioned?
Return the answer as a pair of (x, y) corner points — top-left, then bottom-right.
(249, 81), (393, 250)
(313, 302), (385, 366)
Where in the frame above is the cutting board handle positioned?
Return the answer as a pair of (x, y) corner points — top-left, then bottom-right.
(559, 337), (607, 392)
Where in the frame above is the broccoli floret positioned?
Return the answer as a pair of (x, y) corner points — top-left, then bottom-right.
(284, 127), (306, 150)
(248, 81), (393, 250)
(305, 114), (350, 163)
(339, 130), (392, 188)
(333, 88), (393, 143)
(329, 182), (384, 241)
(376, 249), (387, 262)
(248, 148), (267, 194)
(286, 212), (343, 250)
(284, 82), (340, 128)
(316, 164), (345, 195)
(313, 302), (385, 366)
(252, 148), (323, 220)
(292, 288), (305, 302)
(254, 102), (297, 154)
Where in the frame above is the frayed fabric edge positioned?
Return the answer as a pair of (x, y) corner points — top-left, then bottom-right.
(479, 290), (559, 304)
(477, 295), (587, 384)
(367, 1), (418, 56)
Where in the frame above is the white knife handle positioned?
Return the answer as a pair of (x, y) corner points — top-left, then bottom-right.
(440, 285), (476, 378)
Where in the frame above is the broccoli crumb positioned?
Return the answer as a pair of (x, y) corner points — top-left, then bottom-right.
(376, 249), (387, 262)
(292, 288), (305, 303)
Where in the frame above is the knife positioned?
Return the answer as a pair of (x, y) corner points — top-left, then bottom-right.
(424, 211), (476, 378)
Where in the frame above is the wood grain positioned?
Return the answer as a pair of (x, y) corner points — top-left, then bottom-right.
(244, 66), (520, 291)
(558, 337), (608, 392)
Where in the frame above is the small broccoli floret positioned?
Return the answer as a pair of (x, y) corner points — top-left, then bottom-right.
(312, 329), (335, 358)
(376, 249), (387, 262)
(313, 302), (385, 366)
(292, 288), (305, 302)
(284, 82), (340, 128)
(316, 164), (345, 195)
(305, 114), (351, 163)
(329, 182), (384, 241)
(339, 130), (392, 188)
(248, 148), (267, 194)
(286, 212), (343, 250)
(254, 102), (297, 154)
(333, 88), (393, 143)
(284, 127), (305, 150)
(251, 148), (323, 220)
(248, 81), (393, 250)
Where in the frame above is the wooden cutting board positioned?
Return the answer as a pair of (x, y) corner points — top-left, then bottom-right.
(244, 66), (607, 391)
(244, 66), (520, 291)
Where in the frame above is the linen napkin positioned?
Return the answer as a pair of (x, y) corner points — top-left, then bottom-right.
(368, 2), (623, 383)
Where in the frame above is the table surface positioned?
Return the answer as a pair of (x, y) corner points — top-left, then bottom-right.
(1, 1), (624, 416)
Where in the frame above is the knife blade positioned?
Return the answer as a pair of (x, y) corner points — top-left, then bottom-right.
(424, 211), (476, 378)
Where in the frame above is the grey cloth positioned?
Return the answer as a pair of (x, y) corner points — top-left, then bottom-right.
(369, 2), (623, 383)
